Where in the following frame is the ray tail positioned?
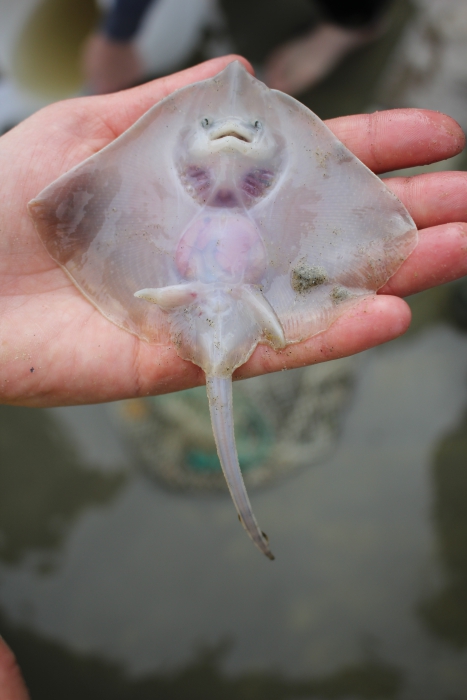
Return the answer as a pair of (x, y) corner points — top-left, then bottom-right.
(206, 375), (274, 560)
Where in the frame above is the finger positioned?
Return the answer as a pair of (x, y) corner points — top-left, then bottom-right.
(380, 222), (467, 297)
(97, 55), (254, 136)
(0, 637), (30, 700)
(383, 171), (467, 229)
(236, 294), (411, 379)
(135, 296), (410, 395)
(8, 295), (409, 407)
(326, 110), (465, 174)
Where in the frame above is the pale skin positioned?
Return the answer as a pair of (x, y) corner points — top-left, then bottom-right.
(0, 55), (467, 411)
(264, 22), (381, 95)
(82, 33), (144, 94)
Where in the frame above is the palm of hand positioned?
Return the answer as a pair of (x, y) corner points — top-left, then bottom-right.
(0, 56), (466, 407)
(0, 100), (153, 406)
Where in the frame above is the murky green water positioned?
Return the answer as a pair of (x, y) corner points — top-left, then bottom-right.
(1, 0), (467, 697)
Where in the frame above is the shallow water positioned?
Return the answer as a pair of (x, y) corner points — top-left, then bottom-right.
(1, 284), (467, 699)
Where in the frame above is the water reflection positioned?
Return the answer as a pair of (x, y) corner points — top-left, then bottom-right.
(419, 406), (467, 648)
(2, 609), (402, 700)
(0, 404), (126, 569)
(1, 319), (467, 698)
(117, 360), (356, 492)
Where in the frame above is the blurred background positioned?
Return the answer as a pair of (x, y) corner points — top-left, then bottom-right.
(1, 0), (467, 697)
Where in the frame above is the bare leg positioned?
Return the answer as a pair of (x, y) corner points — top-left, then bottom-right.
(82, 34), (144, 94)
(264, 21), (384, 95)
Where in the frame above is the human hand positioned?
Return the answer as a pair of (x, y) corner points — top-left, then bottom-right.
(0, 637), (30, 700)
(82, 32), (144, 94)
(0, 55), (466, 407)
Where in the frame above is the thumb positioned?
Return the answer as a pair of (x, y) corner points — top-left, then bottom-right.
(0, 637), (30, 700)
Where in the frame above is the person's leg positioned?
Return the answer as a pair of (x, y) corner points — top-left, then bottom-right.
(265, 0), (391, 94)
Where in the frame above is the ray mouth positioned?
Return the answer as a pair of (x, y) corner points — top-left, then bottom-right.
(209, 124), (253, 143)
(214, 131), (249, 142)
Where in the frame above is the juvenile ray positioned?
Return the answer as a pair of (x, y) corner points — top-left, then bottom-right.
(29, 61), (417, 560)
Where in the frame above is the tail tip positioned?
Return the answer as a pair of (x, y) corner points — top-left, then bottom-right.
(262, 530), (275, 560)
